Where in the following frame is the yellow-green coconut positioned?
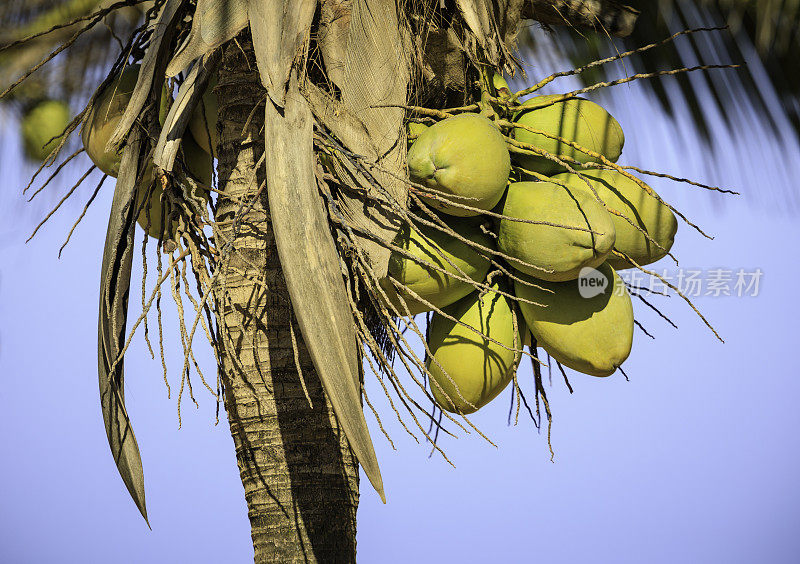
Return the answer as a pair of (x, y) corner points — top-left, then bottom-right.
(552, 170), (678, 270)
(427, 282), (526, 414)
(514, 262), (633, 377)
(512, 94), (624, 175)
(135, 133), (212, 239)
(408, 113), (510, 216)
(187, 75), (218, 157)
(497, 181), (615, 281)
(406, 121), (429, 148)
(21, 100), (71, 162)
(380, 218), (493, 315)
(82, 64), (169, 177)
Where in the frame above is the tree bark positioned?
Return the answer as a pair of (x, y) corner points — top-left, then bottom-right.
(212, 34), (359, 563)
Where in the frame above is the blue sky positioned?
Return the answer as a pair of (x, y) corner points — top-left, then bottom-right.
(1, 37), (799, 564)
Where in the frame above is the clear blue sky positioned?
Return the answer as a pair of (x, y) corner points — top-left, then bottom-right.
(1, 40), (799, 563)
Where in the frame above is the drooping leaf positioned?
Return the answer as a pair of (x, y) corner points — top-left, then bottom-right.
(165, 0), (248, 77)
(98, 125), (148, 524)
(264, 75), (385, 502)
(333, 0), (410, 278)
(247, 0), (317, 106)
(106, 0), (183, 152)
(154, 52), (220, 172)
(318, 0), (351, 90)
(455, 0), (493, 50)
(304, 81), (402, 258)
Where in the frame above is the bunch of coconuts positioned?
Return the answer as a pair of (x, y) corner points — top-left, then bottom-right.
(80, 65), (216, 239)
(385, 81), (677, 415)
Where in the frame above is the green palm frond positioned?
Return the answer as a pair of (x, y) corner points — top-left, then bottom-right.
(534, 0), (800, 143)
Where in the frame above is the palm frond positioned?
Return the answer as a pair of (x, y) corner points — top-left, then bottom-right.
(532, 0), (800, 143)
(0, 0), (149, 108)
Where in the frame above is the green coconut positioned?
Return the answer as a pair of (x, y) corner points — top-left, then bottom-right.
(551, 170), (678, 270)
(512, 94), (624, 175)
(497, 181), (616, 281)
(21, 100), (71, 162)
(135, 133), (212, 239)
(187, 75), (218, 157)
(514, 262), (633, 377)
(408, 113), (511, 216)
(82, 64), (169, 177)
(427, 282), (526, 414)
(406, 121), (429, 147)
(380, 218), (493, 315)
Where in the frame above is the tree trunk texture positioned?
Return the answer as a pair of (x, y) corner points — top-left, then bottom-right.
(212, 35), (360, 563)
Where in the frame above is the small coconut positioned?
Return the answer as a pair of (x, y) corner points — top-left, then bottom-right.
(514, 262), (633, 377)
(82, 65), (169, 177)
(406, 121), (429, 148)
(380, 217), (493, 315)
(408, 113), (510, 216)
(552, 170), (678, 269)
(135, 133), (212, 240)
(427, 281), (526, 414)
(21, 100), (71, 162)
(497, 181), (616, 281)
(512, 94), (624, 175)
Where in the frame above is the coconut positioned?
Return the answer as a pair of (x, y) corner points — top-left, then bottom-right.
(21, 100), (71, 162)
(408, 113), (510, 216)
(426, 281), (526, 414)
(82, 65), (169, 177)
(182, 130), (214, 186)
(512, 94), (624, 175)
(380, 217), (493, 315)
(497, 181), (615, 281)
(514, 262), (633, 377)
(406, 121), (429, 147)
(187, 75), (218, 157)
(135, 133), (212, 239)
(552, 170), (678, 269)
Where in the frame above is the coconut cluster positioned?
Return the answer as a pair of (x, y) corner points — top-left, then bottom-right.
(80, 65), (217, 240)
(389, 88), (678, 414)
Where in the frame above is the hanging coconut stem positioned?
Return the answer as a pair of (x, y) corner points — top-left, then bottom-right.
(582, 163), (740, 195)
(513, 26), (731, 99)
(58, 172), (107, 257)
(613, 250), (723, 342)
(503, 120), (719, 239)
(634, 319), (655, 339)
(627, 287), (679, 330)
(508, 63), (741, 109)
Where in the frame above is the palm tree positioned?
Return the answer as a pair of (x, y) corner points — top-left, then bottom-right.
(1, 1), (795, 562)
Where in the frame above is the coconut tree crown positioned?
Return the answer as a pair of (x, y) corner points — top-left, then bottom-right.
(2, 2), (741, 559)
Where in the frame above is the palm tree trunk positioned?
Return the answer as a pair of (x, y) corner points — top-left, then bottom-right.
(212, 34), (360, 563)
